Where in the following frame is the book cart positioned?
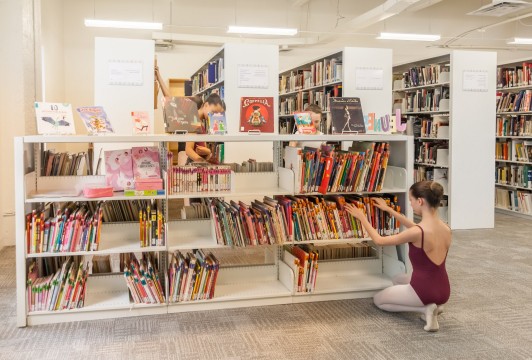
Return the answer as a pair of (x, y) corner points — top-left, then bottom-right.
(495, 59), (532, 219)
(392, 50), (496, 229)
(15, 133), (413, 326)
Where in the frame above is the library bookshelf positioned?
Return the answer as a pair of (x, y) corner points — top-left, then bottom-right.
(392, 50), (497, 229)
(495, 59), (532, 219)
(15, 133), (412, 326)
(278, 47), (392, 135)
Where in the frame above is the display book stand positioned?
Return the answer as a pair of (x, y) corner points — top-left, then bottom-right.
(15, 133), (412, 327)
(392, 50), (496, 230)
(494, 58), (532, 219)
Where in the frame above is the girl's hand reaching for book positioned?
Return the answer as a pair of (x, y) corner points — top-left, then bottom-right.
(372, 198), (390, 211)
(344, 204), (366, 220)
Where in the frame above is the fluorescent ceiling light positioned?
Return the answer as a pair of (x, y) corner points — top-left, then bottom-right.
(227, 26), (298, 36)
(84, 19), (163, 30)
(377, 32), (441, 41)
(508, 37), (532, 45)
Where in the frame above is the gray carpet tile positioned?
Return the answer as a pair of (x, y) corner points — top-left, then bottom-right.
(0, 213), (531, 359)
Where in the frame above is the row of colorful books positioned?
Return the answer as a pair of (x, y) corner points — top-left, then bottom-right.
(497, 63), (532, 89)
(191, 58), (224, 94)
(402, 87), (449, 112)
(285, 142), (390, 194)
(396, 65), (449, 88)
(27, 258), (89, 312)
(415, 142), (448, 165)
(210, 195), (401, 246)
(168, 250), (220, 302)
(496, 90), (532, 113)
(139, 200), (165, 247)
(496, 115), (532, 137)
(123, 254), (165, 304)
(279, 57), (342, 94)
(496, 140), (511, 160)
(283, 245), (318, 293)
(26, 203), (103, 254)
(496, 164), (532, 189)
(167, 165), (232, 194)
(514, 141), (532, 162)
(496, 188), (532, 214)
(413, 117), (449, 139)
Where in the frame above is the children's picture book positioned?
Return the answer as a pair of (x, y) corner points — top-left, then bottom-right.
(34, 102), (76, 135)
(239, 97), (274, 133)
(77, 106), (114, 134)
(330, 97), (366, 134)
(207, 112), (227, 134)
(163, 96), (203, 134)
(131, 146), (161, 179)
(293, 112), (316, 134)
(131, 111), (150, 134)
(104, 149), (134, 191)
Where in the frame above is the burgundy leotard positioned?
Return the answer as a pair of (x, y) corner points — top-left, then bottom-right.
(409, 225), (450, 305)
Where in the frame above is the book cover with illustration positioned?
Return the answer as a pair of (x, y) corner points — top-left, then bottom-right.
(77, 106), (114, 134)
(34, 102), (76, 135)
(293, 112), (316, 134)
(239, 97), (274, 133)
(131, 111), (150, 134)
(131, 146), (161, 179)
(330, 97), (366, 134)
(163, 97), (203, 134)
(104, 149), (134, 191)
(207, 112), (227, 134)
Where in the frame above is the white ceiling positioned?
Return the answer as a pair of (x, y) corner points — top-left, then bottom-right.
(46, 0), (532, 66)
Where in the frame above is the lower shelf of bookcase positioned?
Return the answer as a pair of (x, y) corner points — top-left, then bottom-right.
(495, 207), (532, 219)
(168, 280), (293, 313)
(292, 273), (392, 303)
(26, 274), (167, 325)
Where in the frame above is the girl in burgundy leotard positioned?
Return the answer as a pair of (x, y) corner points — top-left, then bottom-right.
(345, 181), (451, 332)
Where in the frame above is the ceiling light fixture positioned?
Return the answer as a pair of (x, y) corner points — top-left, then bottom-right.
(507, 37), (532, 44)
(377, 32), (441, 41)
(227, 26), (298, 36)
(84, 19), (163, 30)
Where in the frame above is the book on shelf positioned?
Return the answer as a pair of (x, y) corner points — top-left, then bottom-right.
(168, 164), (231, 194)
(168, 250), (220, 303)
(76, 106), (114, 134)
(131, 146), (161, 180)
(496, 164), (532, 189)
(513, 141), (532, 162)
(163, 97), (203, 134)
(330, 97), (365, 134)
(294, 112), (317, 134)
(191, 58), (224, 94)
(496, 91), (532, 112)
(104, 149), (135, 191)
(283, 245), (318, 293)
(225, 160), (274, 173)
(413, 116), (449, 139)
(310, 242), (376, 260)
(415, 142), (448, 166)
(138, 199), (165, 247)
(401, 87), (449, 112)
(34, 102), (76, 135)
(41, 149), (88, 176)
(496, 139), (511, 160)
(206, 112), (227, 135)
(180, 200), (211, 220)
(497, 62), (532, 88)
(240, 97), (274, 133)
(25, 203), (103, 254)
(131, 111), (150, 134)
(27, 257), (89, 312)
(397, 64), (450, 89)
(123, 253), (165, 304)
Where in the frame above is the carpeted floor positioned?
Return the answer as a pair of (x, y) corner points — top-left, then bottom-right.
(0, 213), (531, 360)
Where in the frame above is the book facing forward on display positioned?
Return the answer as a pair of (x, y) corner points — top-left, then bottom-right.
(207, 112), (227, 134)
(104, 149), (134, 191)
(239, 97), (274, 133)
(294, 112), (317, 134)
(330, 97), (366, 134)
(163, 97), (203, 133)
(34, 102), (76, 135)
(131, 111), (150, 134)
(76, 106), (114, 134)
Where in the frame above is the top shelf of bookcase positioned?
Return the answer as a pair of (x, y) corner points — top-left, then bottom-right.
(393, 82), (450, 92)
(190, 47), (224, 76)
(279, 80), (342, 97)
(22, 134), (411, 144)
(279, 50), (343, 75)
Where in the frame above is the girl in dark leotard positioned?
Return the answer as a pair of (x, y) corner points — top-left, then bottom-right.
(345, 181), (451, 332)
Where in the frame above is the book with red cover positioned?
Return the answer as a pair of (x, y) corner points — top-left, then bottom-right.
(239, 97), (274, 133)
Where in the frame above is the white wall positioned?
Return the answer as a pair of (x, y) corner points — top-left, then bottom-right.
(0, 0), (35, 248)
(41, 0), (64, 102)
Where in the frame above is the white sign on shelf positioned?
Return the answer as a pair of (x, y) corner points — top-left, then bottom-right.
(355, 67), (384, 90)
(237, 64), (269, 89)
(462, 70), (488, 92)
(108, 60), (143, 86)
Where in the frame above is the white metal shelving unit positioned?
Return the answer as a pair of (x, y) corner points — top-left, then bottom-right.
(16, 131), (412, 327)
(495, 60), (532, 218)
(393, 51), (497, 229)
